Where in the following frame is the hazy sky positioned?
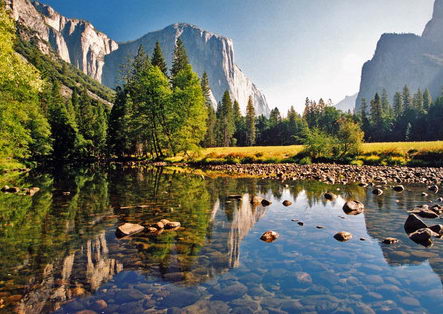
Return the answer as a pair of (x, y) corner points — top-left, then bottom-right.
(40, 0), (434, 112)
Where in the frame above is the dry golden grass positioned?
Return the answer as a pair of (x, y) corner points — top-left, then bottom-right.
(195, 141), (443, 161)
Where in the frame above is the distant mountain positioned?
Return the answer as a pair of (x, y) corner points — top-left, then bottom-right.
(356, 0), (443, 111)
(103, 23), (270, 116)
(335, 93), (357, 112)
(7, 0), (270, 116)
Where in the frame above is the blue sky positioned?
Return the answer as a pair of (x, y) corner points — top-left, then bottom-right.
(40, 0), (434, 112)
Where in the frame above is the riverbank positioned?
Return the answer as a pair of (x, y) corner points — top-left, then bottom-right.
(170, 141), (443, 167)
(201, 163), (443, 186)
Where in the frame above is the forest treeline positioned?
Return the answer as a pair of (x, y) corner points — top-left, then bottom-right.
(2, 3), (443, 170)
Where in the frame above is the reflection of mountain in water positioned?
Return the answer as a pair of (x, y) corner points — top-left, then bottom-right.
(362, 187), (443, 285)
(16, 232), (122, 313)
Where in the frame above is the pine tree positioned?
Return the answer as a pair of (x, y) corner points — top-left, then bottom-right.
(413, 88), (424, 112)
(201, 73), (216, 147)
(381, 89), (390, 115)
(217, 91), (235, 147)
(108, 87), (132, 157)
(423, 88), (432, 112)
(393, 92), (403, 118)
(245, 96), (256, 146)
(151, 41), (168, 76)
(171, 37), (189, 79)
(402, 85), (412, 111)
(370, 93), (382, 126)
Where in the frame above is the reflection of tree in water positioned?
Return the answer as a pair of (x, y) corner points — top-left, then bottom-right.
(0, 166), (114, 313)
(16, 231), (122, 313)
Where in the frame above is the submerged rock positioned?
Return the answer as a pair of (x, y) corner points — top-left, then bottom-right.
(152, 221), (165, 229)
(334, 231), (352, 242)
(260, 231), (279, 242)
(404, 214), (428, 234)
(372, 188), (384, 196)
(409, 208), (439, 219)
(324, 192), (337, 201)
(409, 228), (438, 247)
(165, 221), (181, 229)
(343, 200), (365, 215)
(428, 185), (439, 193)
(382, 238), (399, 244)
(393, 185), (405, 192)
(116, 223), (144, 237)
(429, 224), (443, 235)
(282, 200), (292, 206)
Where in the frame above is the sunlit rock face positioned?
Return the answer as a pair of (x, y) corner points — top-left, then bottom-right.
(8, 0), (270, 116)
(356, 0), (443, 111)
(7, 0), (119, 81)
(103, 23), (270, 116)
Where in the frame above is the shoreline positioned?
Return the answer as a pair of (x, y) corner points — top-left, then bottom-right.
(199, 163), (443, 185)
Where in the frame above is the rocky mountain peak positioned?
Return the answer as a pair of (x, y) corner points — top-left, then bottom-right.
(423, 0), (443, 44)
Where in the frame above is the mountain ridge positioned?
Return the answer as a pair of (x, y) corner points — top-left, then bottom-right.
(356, 0), (443, 111)
(7, 0), (270, 116)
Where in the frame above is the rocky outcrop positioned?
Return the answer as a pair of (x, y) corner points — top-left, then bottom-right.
(103, 23), (270, 115)
(7, 0), (119, 81)
(356, 0), (443, 111)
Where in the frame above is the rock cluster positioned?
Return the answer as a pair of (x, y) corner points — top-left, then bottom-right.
(1, 185), (40, 196)
(403, 214), (442, 247)
(204, 163), (443, 185)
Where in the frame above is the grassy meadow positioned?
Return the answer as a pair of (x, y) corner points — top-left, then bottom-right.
(170, 141), (443, 167)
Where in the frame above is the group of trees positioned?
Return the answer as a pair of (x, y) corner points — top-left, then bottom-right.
(107, 40), (207, 159)
(0, 5), (111, 167)
(359, 86), (443, 142)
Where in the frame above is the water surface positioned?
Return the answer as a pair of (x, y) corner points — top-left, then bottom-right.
(0, 165), (442, 313)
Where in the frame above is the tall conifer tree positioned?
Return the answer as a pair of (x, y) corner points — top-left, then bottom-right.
(245, 96), (256, 146)
(151, 41), (168, 76)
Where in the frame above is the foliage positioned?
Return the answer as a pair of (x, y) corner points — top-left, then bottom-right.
(0, 6), (51, 168)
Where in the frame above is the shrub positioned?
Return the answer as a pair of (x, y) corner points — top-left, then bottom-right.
(350, 159), (364, 166)
(299, 156), (312, 165)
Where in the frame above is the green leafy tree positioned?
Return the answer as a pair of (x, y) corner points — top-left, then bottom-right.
(0, 7), (51, 165)
(169, 64), (207, 154)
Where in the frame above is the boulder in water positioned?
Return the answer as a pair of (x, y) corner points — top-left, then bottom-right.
(334, 231), (352, 242)
(116, 223), (144, 237)
(260, 231), (279, 242)
(404, 214), (427, 234)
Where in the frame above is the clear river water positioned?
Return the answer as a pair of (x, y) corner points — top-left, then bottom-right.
(0, 165), (442, 313)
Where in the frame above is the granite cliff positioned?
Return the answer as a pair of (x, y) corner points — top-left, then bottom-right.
(356, 0), (443, 111)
